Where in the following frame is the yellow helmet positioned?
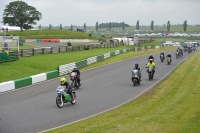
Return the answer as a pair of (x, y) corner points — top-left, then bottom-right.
(60, 77), (66, 85)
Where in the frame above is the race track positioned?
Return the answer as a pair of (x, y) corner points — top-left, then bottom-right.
(0, 50), (193, 133)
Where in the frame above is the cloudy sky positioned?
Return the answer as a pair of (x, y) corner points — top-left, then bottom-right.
(0, 0), (200, 27)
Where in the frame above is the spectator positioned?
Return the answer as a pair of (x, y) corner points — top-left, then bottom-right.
(68, 41), (72, 46)
(4, 41), (9, 51)
(100, 40), (103, 44)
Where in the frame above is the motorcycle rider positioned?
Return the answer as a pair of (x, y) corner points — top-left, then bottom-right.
(60, 77), (74, 100)
(179, 47), (183, 55)
(133, 63), (142, 81)
(166, 52), (172, 62)
(160, 51), (165, 60)
(72, 67), (81, 86)
(148, 54), (154, 62)
(146, 59), (156, 75)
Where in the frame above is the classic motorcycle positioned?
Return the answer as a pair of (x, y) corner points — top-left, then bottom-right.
(70, 72), (81, 90)
(147, 68), (154, 81)
(160, 54), (165, 62)
(184, 47), (187, 52)
(131, 69), (141, 86)
(193, 46), (196, 51)
(166, 57), (172, 65)
(188, 47), (192, 54)
(56, 86), (76, 108)
(176, 51), (179, 59)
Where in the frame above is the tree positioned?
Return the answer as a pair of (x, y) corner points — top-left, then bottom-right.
(60, 24), (62, 30)
(84, 23), (86, 32)
(108, 22), (112, 31)
(167, 21), (170, 32)
(98, 22), (129, 28)
(95, 22), (98, 32)
(49, 24), (51, 29)
(70, 24), (73, 31)
(2, 1), (42, 32)
(183, 20), (187, 32)
(122, 21), (125, 31)
(150, 20), (154, 31)
(136, 20), (139, 30)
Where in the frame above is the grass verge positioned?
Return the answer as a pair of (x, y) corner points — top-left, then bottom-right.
(44, 50), (200, 133)
(0, 45), (174, 83)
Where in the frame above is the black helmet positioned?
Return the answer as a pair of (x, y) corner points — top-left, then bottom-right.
(135, 63), (139, 68)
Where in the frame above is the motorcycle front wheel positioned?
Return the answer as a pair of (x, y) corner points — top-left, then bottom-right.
(56, 95), (64, 108)
(133, 79), (137, 86)
(70, 92), (76, 105)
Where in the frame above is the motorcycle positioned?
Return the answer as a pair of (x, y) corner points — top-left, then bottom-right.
(193, 46), (196, 51)
(56, 85), (76, 108)
(70, 72), (81, 90)
(188, 47), (192, 54)
(166, 57), (172, 65)
(131, 69), (141, 86)
(184, 47), (187, 52)
(176, 51), (179, 59)
(160, 54), (165, 62)
(147, 68), (154, 81)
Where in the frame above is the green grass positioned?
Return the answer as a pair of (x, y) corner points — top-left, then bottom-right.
(0, 41), (173, 83)
(44, 49), (200, 133)
(6, 29), (106, 40)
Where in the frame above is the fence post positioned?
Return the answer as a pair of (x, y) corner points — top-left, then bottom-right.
(21, 50), (23, 57)
(59, 47), (61, 53)
(72, 46), (74, 51)
(42, 48), (45, 54)
(51, 47), (53, 54)
(66, 46), (68, 52)
(32, 49), (34, 56)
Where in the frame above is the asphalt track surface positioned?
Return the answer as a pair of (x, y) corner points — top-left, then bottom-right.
(0, 50), (194, 133)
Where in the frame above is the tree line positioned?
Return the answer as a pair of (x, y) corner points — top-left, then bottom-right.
(1, 1), (189, 32)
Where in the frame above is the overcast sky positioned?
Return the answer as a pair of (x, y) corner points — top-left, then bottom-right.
(0, 0), (200, 27)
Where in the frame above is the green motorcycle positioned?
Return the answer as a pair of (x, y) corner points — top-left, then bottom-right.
(56, 86), (76, 108)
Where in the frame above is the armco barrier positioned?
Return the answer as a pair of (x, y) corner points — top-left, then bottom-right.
(58, 48), (130, 76)
(104, 52), (110, 59)
(59, 63), (76, 76)
(115, 50), (120, 55)
(75, 60), (87, 69)
(87, 56), (97, 65)
(110, 51), (115, 56)
(97, 55), (104, 62)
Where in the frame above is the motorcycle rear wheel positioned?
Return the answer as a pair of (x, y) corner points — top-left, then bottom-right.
(70, 92), (76, 105)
